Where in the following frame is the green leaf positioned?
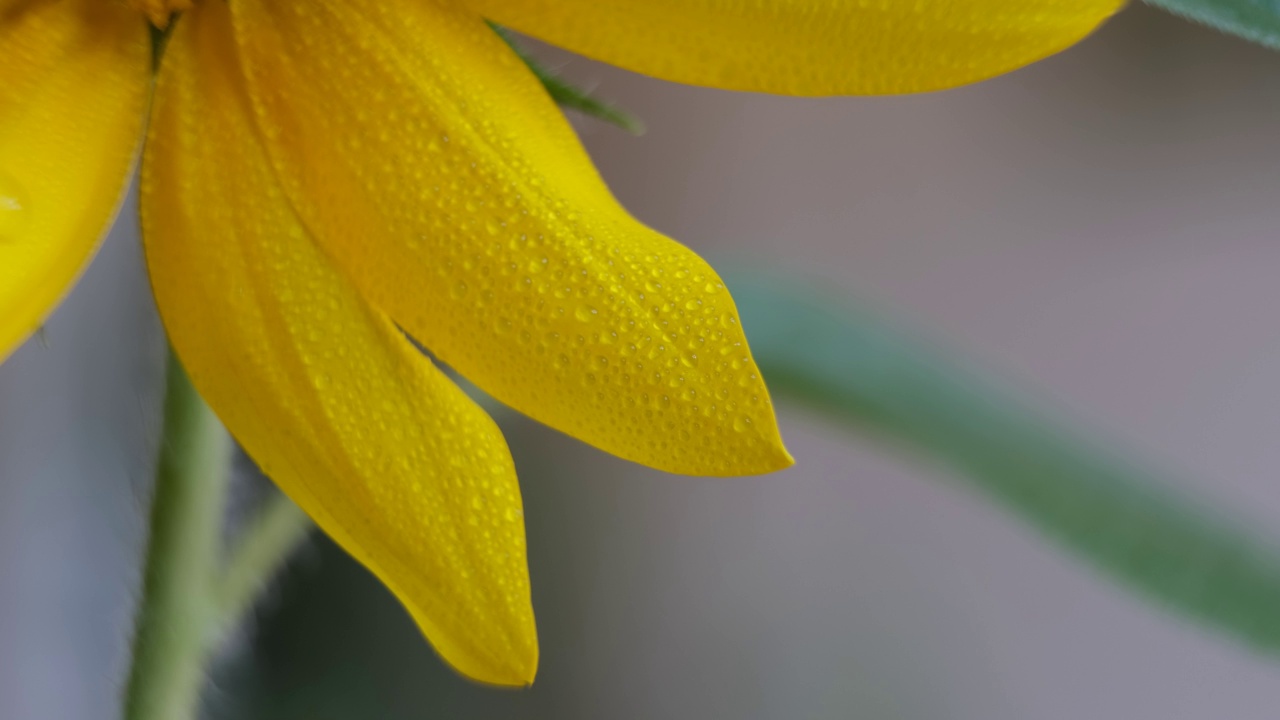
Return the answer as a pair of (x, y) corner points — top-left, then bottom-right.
(490, 24), (645, 135)
(1146, 0), (1280, 50)
(730, 271), (1280, 650)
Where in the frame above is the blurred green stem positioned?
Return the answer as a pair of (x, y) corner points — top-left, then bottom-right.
(731, 272), (1280, 653)
(217, 493), (312, 630)
(122, 349), (233, 720)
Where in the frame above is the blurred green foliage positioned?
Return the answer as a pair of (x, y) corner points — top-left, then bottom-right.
(730, 271), (1280, 655)
(1147, 0), (1280, 49)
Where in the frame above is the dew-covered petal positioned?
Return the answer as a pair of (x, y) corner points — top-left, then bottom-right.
(144, 4), (536, 685)
(464, 0), (1123, 95)
(230, 0), (792, 476)
(0, 0), (149, 360)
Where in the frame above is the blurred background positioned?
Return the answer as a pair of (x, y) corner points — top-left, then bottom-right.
(6, 5), (1280, 718)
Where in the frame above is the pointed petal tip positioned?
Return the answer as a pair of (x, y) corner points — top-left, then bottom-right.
(656, 411), (795, 477)
(748, 426), (796, 476)
(496, 643), (539, 688)
(772, 442), (797, 473)
(490, 654), (539, 689)
(440, 634), (539, 688)
(761, 407), (796, 472)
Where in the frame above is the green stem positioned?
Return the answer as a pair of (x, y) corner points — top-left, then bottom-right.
(122, 350), (233, 720)
(216, 492), (312, 630)
(729, 271), (1280, 654)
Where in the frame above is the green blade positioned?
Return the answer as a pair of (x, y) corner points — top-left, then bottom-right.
(1146, 0), (1280, 50)
(730, 270), (1280, 650)
(491, 24), (645, 135)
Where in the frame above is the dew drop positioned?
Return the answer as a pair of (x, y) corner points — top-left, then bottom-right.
(574, 304), (597, 322)
(0, 171), (31, 242)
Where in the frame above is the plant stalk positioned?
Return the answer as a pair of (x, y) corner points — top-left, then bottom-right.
(121, 350), (233, 720)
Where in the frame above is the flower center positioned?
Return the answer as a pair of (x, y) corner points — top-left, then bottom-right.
(127, 0), (193, 28)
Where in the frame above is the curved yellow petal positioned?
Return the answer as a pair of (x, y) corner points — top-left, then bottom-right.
(144, 4), (536, 685)
(463, 0), (1124, 95)
(0, 0), (149, 359)
(229, 0), (791, 476)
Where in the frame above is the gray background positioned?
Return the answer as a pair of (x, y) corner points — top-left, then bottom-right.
(5, 5), (1280, 718)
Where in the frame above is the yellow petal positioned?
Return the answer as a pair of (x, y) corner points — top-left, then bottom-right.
(463, 0), (1124, 95)
(144, 4), (536, 685)
(0, 0), (149, 359)
(229, 0), (792, 476)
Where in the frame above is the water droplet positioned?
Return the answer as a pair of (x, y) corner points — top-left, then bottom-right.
(0, 171), (31, 242)
(733, 415), (753, 433)
(574, 305), (597, 322)
(450, 281), (469, 299)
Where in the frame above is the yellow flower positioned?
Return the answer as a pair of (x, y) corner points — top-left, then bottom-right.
(1, 0), (1120, 685)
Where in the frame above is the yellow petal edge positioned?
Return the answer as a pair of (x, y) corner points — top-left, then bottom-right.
(0, 0), (149, 360)
(465, 0), (1125, 95)
(144, 3), (536, 685)
(230, 0), (793, 476)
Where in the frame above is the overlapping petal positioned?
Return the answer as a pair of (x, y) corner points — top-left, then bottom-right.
(144, 3), (536, 685)
(227, 0), (791, 476)
(0, 0), (149, 359)
(464, 0), (1124, 95)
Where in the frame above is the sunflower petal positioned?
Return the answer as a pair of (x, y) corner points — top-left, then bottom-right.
(144, 4), (536, 685)
(0, 0), (149, 359)
(464, 0), (1124, 95)
(229, 0), (791, 476)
